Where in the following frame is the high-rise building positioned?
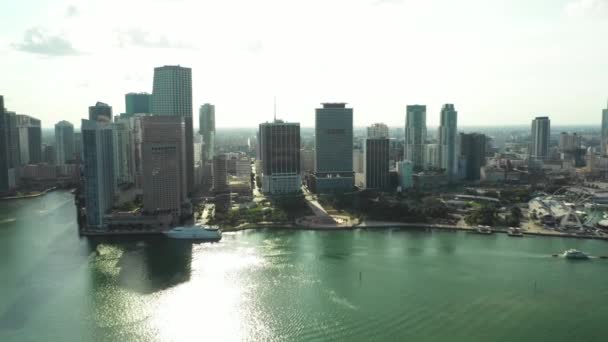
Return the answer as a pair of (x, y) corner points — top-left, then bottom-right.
(404, 105), (427, 169)
(199, 104), (215, 189)
(82, 119), (115, 229)
(141, 116), (187, 221)
(199, 104), (215, 161)
(559, 132), (581, 153)
(125, 92), (151, 116)
(112, 119), (133, 185)
(353, 149), (364, 173)
(88, 102), (113, 122)
(0, 96), (11, 192)
(54, 120), (74, 165)
(439, 104), (458, 178)
(16, 114), (42, 164)
(367, 123), (389, 139)
(363, 138), (390, 190)
(313, 103), (354, 193)
(300, 149), (315, 173)
(425, 143), (441, 169)
(259, 120), (301, 194)
(213, 154), (228, 194)
(460, 133), (486, 181)
(152, 65), (194, 193)
(397, 160), (414, 189)
(43, 145), (55, 165)
(530, 116), (550, 161)
(602, 101), (608, 156)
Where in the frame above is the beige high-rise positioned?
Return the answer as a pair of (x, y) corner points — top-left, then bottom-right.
(141, 116), (187, 221)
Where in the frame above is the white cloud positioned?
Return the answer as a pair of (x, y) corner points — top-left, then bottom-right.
(12, 27), (81, 56)
(114, 28), (194, 50)
(565, 0), (608, 17)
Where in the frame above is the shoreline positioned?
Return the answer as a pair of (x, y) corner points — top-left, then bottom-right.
(1, 187), (57, 201)
(82, 220), (608, 241)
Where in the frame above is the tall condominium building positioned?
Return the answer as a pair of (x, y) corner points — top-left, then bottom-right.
(424, 143), (441, 169)
(43, 145), (55, 164)
(16, 114), (42, 164)
(112, 119), (133, 185)
(88, 102), (113, 122)
(199, 104), (215, 161)
(353, 148), (364, 173)
(82, 119), (115, 229)
(363, 138), (390, 190)
(397, 160), (414, 189)
(199, 104), (215, 189)
(367, 123), (389, 139)
(125, 92), (151, 116)
(141, 116), (187, 220)
(530, 116), (550, 161)
(459, 133), (486, 181)
(404, 105), (427, 169)
(259, 120), (301, 194)
(213, 154), (228, 194)
(300, 149), (315, 173)
(439, 104), (458, 179)
(54, 120), (75, 165)
(559, 132), (581, 153)
(152, 65), (194, 193)
(0, 96), (12, 192)
(602, 101), (608, 156)
(313, 103), (354, 193)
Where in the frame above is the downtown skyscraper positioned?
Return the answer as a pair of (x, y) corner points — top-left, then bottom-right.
(152, 65), (194, 193)
(141, 116), (187, 222)
(602, 101), (608, 156)
(404, 105), (427, 169)
(530, 116), (550, 161)
(16, 114), (42, 165)
(459, 133), (486, 181)
(54, 120), (75, 165)
(125, 93), (151, 116)
(313, 103), (354, 193)
(259, 120), (301, 194)
(439, 104), (458, 179)
(82, 119), (115, 228)
(199, 103), (215, 189)
(363, 137), (390, 190)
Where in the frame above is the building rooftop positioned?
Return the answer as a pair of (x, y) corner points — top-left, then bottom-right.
(321, 103), (347, 108)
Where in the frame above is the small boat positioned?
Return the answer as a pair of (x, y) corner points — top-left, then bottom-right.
(476, 225), (493, 234)
(562, 249), (589, 260)
(507, 227), (524, 237)
(163, 224), (222, 241)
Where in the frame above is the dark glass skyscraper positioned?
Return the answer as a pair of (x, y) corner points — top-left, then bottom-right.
(460, 133), (486, 181)
(364, 138), (390, 190)
(125, 93), (151, 116)
(0, 95), (9, 192)
(152, 65), (194, 193)
(313, 103), (354, 193)
(82, 119), (115, 229)
(259, 120), (301, 194)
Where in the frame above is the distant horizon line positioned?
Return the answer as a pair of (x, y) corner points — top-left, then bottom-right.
(38, 123), (603, 130)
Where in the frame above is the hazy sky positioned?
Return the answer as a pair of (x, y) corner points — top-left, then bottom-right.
(1, 0), (607, 128)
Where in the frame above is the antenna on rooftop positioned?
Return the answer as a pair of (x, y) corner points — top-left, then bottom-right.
(274, 96), (277, 121)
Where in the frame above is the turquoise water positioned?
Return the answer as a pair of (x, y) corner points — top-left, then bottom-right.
(1, 191), (608, 341)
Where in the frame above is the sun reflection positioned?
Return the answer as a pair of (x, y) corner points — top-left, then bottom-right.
(149, 242), (276, 342)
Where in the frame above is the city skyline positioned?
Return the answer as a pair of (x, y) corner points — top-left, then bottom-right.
(1, 0), (607, 128)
